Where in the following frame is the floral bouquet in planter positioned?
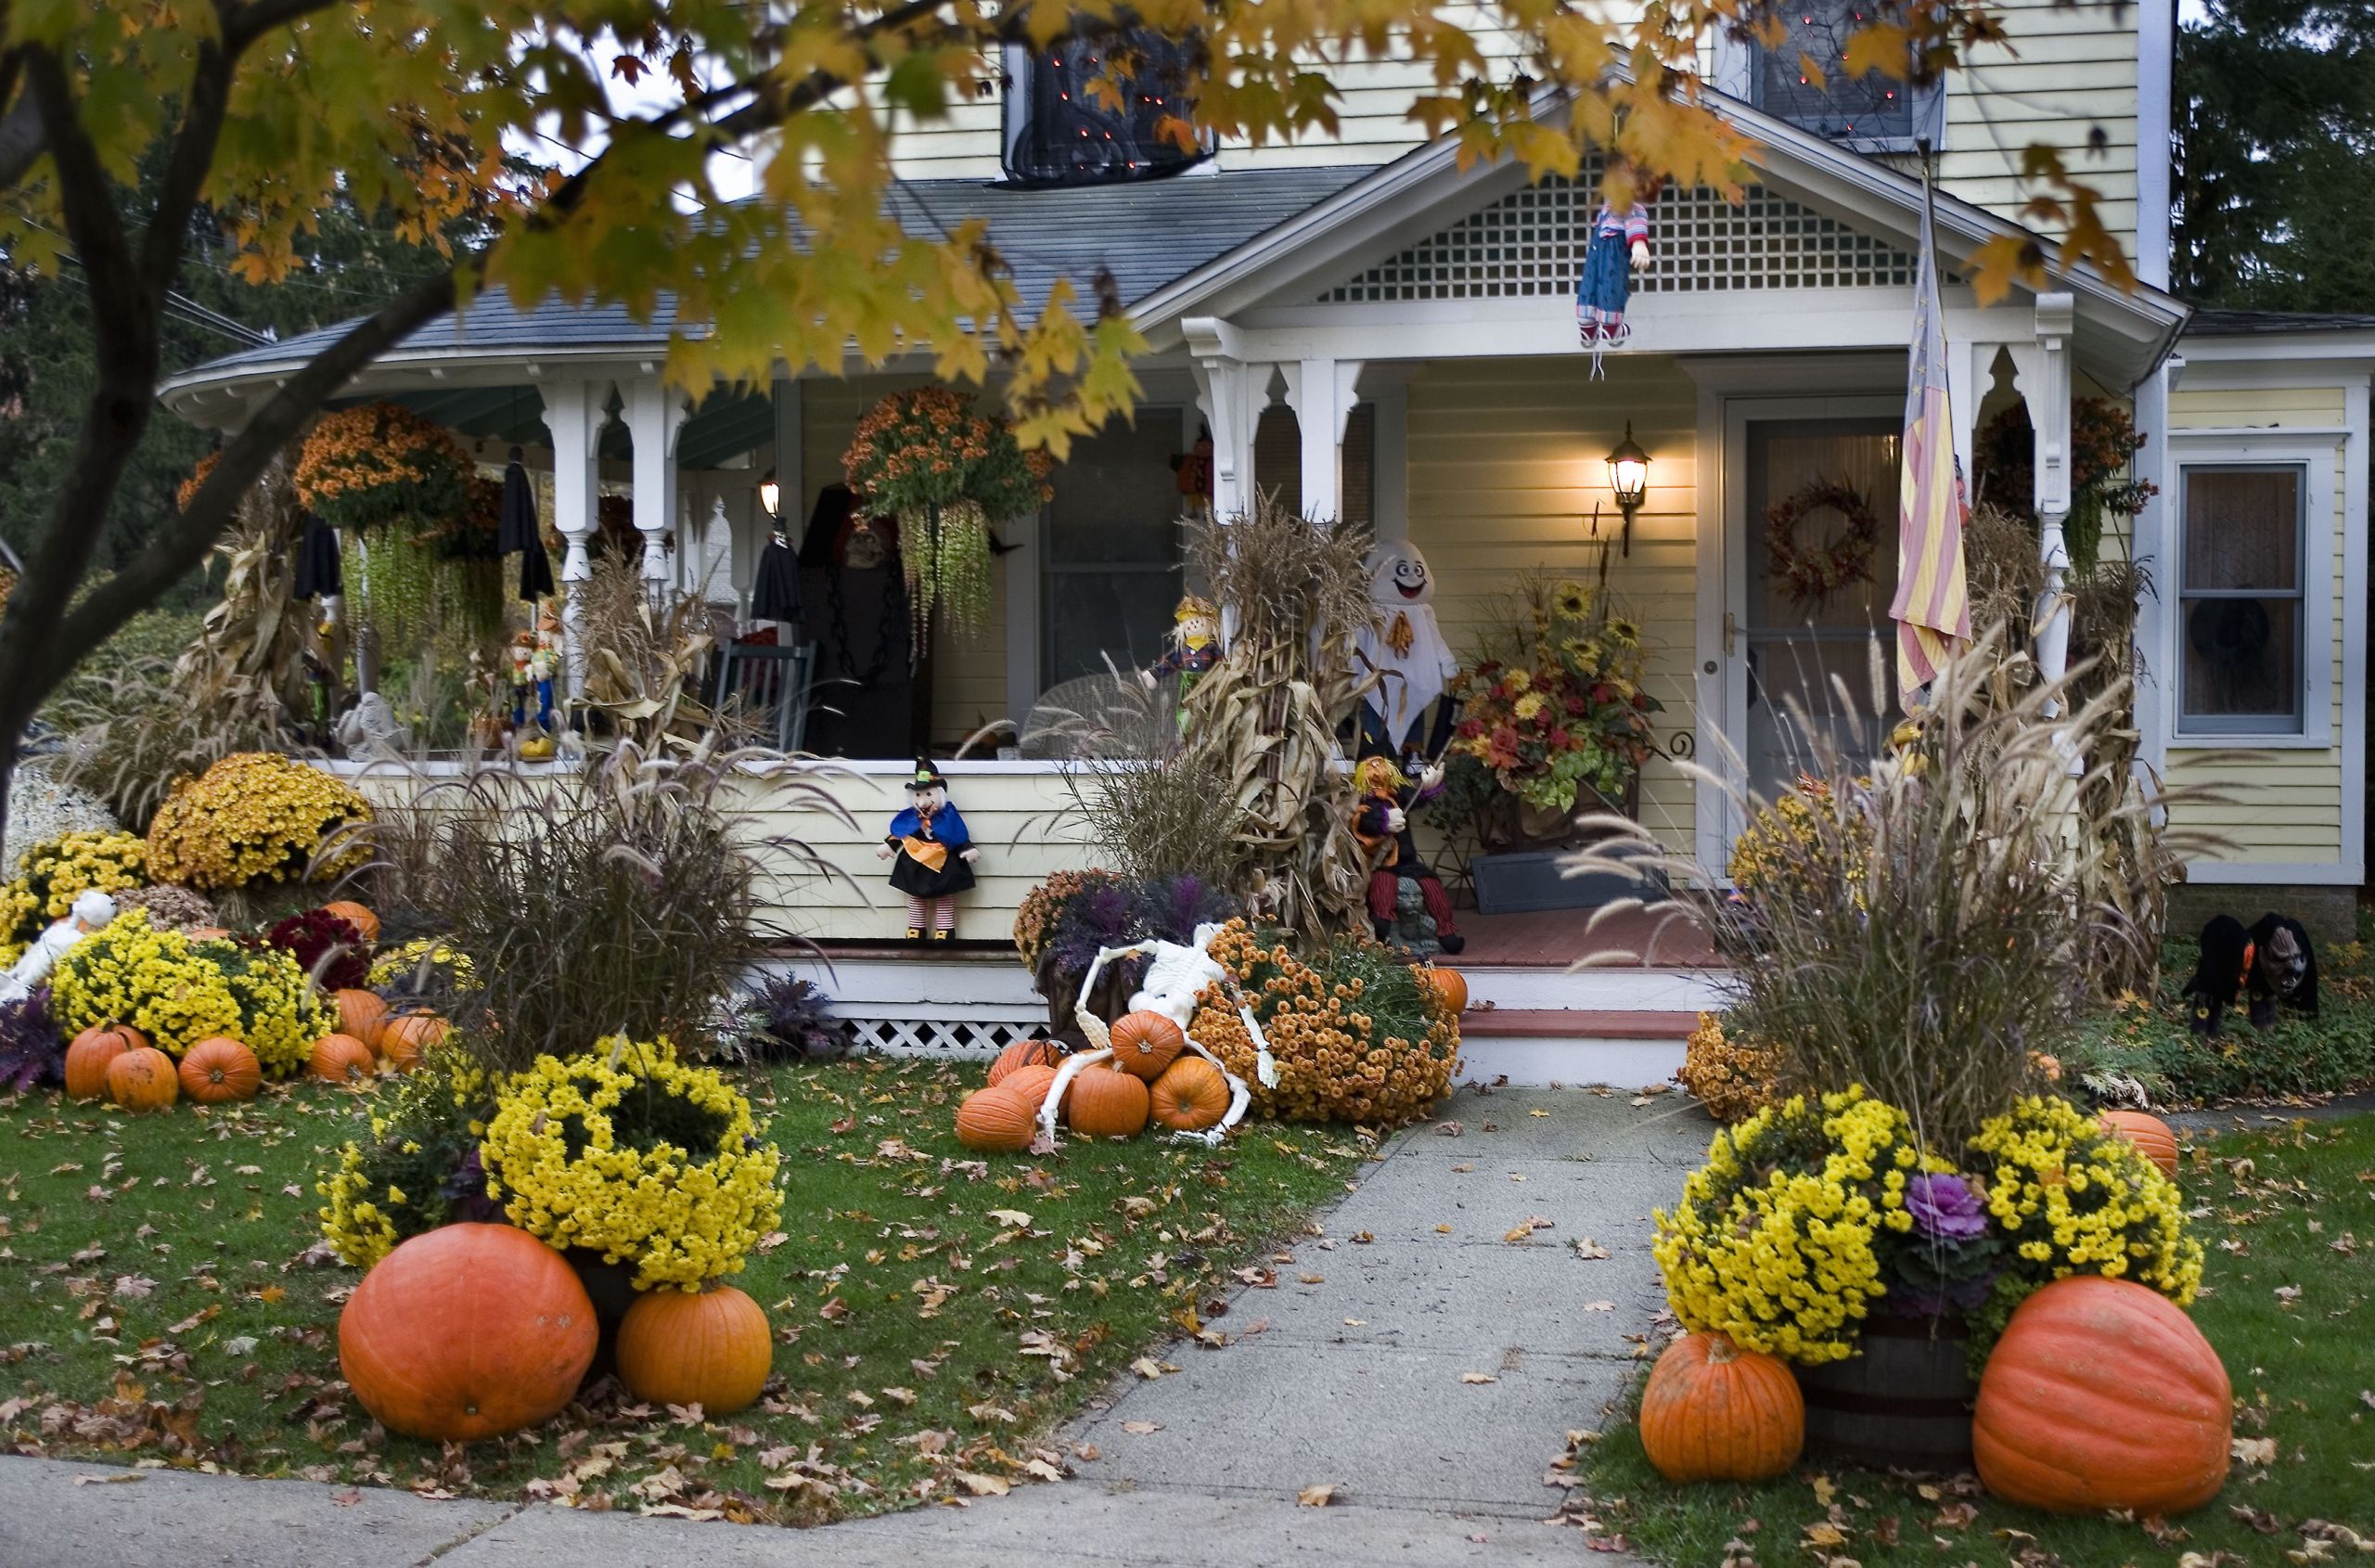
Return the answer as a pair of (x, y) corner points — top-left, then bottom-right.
(1443, 573), (1659, 845)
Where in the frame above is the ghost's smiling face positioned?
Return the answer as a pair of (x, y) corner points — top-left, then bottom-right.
(1367, 544), (1436, 608)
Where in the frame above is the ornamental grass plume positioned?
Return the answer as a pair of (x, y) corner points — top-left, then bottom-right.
(1569, 627), (2227, 1150)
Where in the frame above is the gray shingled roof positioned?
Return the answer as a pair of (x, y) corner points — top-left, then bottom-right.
(2185, 307), (2375, 337)
(169, 166), (1374, 387)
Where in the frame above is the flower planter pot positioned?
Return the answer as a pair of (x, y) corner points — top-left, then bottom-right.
(564, 1249), (639, 1386)
(1470, 845), (1666, 915)
(1794, 1313), (1978, 1472)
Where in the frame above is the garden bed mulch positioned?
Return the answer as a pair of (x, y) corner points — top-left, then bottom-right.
(1562, 1112), (2375, 1565)
(0, 1057), (1367, 1521)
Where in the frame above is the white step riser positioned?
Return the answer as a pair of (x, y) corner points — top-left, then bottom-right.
(1461, 1037), (1688, 1087)
(1465, 968), (1727, 1012)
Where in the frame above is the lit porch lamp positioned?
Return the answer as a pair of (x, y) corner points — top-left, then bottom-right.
(1606, 423), (1649, 559)
(757, 469), (781, 528)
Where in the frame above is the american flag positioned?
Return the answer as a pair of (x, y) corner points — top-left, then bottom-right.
(1888, 171), (1971, 709)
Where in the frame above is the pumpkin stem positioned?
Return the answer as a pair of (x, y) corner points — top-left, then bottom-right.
(1705, 1333), (1740, 1365)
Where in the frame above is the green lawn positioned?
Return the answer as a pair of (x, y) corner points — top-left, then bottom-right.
(1577, 1113), (2375, 1566)
(0, 1058), (1367, 1520)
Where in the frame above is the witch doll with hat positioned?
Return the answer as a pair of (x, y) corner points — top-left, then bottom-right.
(878, 763), (980, 942)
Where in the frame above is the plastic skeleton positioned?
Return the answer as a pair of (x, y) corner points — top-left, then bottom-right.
(1034, 921), (1277, 1150)
(0, 890), (117, 1006)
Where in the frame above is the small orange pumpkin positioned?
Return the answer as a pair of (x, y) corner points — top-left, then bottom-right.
(1149, 1055), (1230, 1133)
(375, 1012), (447, 1072)
(998, 1062), (1059, 1111)
(320, 900), (379, 944)
(335, 988), (389, 1050)
(177, 1037), (262, 1104)
(1065, 1061), (1150, 1139)
(956, 1085), (1038, 1152)
(615, 1284), (773, 1415)
(1639, 1331), (1804, 1484)
(105, 1047), (180, 1112)
(2099, 1110), (2180, 1178)
(1108, 1011), (1186, 1081)
(309, 1033), (377, 1085)
(65, 1023), (146, 1101)
(1973, 1276), (2231, 1515)
(340, 1223), (597, 1442)
(986, 1037), (1058, 1086)
(1419, 966), (1469, 1016)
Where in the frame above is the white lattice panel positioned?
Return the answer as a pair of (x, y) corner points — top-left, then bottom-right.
(1322, 170), (1916, 303)
(848, 1015), (1047, 1059)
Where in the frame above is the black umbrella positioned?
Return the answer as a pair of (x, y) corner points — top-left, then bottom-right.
(292, 512), (343, 601)
(496, 445), (556, 601)
(751, 533), (802, 623)
(517, 537), (556, 600)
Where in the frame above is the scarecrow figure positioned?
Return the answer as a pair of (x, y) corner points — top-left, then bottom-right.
(1354, 542), (1458, 763)
(1575, 197), (1653, 378)
(878, 762), (979, 942)
(1352, 755), (1464, 955)
(1140, 594), (1221, 732)
(1, 890), (117, 1005)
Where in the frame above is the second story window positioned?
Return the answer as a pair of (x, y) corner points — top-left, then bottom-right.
(1747, 1), (1932, 151)
(1001, 29), (1212, 187)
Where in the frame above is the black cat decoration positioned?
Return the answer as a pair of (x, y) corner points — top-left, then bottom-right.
(2182, 912), (2320, 1036)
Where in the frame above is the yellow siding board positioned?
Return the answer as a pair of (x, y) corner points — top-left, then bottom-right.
(2171, 387), (2347, 427)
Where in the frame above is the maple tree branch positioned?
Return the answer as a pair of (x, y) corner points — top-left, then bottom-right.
(219, 0), (340, 51)
(141, 31), (238, 305)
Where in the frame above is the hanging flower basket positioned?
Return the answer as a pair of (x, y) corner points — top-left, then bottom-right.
(294, 402), (471, 535)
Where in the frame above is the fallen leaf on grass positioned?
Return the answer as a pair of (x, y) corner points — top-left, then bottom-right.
(987, 1209), (1033, 1228)
(1298, 1483), (1341, 1507)
(2232, 1435), (2278, 1466)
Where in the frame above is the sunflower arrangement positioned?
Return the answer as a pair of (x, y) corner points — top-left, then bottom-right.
(1652, 1086), (1922, 1365)
(480, 1037), (783, 1291)
(0, 829), (149, 958)
(1187, 919), (1458, 1127)
(1675, 1011), (1783, 1125)
(145, 752), (373, 892)
(317, 1045), (497, 1268)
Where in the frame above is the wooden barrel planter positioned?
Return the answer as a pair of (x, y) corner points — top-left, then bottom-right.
(1795, 1314), (1978, 1472)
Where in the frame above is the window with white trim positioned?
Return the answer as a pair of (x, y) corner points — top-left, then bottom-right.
(1744, 0), (1941, 152)
(1000, 31), (1211, 187)
(2178, 464), (2308, 735)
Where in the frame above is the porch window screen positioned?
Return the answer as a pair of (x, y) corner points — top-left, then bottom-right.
(1043, 412), (1189, 688)
(1749, 2), (1918, 148)
(2179, 465), (2306, 734)
(1002, 31), (1210, 186)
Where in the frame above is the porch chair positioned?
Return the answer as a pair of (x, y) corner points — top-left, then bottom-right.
(712, 639), (818, 752)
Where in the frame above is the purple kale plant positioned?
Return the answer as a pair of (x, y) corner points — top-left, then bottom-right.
(0, 987), (66, 1095)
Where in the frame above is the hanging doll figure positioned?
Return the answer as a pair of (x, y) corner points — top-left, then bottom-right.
(1351, 754), (1464, 955)
(878, 762), (980, 942)
(1575, 194), (1653, 379)
(1139, 594), (1221, 733)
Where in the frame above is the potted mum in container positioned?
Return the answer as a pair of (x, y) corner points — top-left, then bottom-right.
(1439, 572), (1661, 912)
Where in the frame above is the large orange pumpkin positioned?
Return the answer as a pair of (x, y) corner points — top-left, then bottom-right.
(2099, 1110), (2181, 1178)
(321, 900), (380, 944)
(615, 1284), (773, 1415)
(177, 1037), (262, 1104)
(376, 1013), (447, 1072)
(1973, 1276), (2231, 1515)
(956, 1085), (1038, 1152)
(986, 1037), (1058, 1086)
(1065, 1061), (1150, 1139)
(1108, 1011), (1186, 1081)
(335, 989), (389, 1050)
(1638, 1331), (1804, 1483)
(105, 1047), (179, 1112)
(1149, 1055), (1230, 1133)
(309, 1033), (377, 1085)
(65, 1024), (145, 1101)
(998, 1062), (1059, 1111)
(339, 1223), (597, 1441)
(1419, 966), (1469, 1016)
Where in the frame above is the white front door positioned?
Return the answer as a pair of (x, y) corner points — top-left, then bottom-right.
(1710, 396), (1903, 853)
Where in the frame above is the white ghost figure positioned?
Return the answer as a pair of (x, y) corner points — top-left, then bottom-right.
(1, 889), (118, 1006)
(1354, 541), (1457, 752)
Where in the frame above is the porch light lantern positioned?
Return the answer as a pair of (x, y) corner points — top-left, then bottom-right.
(1606, 422), (1649, 558)
(757, 469), (781, 521)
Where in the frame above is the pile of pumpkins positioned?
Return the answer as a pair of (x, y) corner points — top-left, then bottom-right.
(955, 1011), (1232, 1152)
(1640, 1108), (2232, 1518)
(59, 899), (453, 1112)
(339, 1222), (775, 1441)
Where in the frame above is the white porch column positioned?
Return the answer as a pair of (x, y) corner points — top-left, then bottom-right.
(2014, 294), (2077, 705)
(1185, 317), (1264, 521)
(624, 374), (689, 592)
(541, 378), (609, 697)
(1280, 357), (1365, 522)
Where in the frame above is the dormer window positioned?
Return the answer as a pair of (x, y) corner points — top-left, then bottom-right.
(1000, 29), (1212, 187)
(1745, 1), (1940, 153)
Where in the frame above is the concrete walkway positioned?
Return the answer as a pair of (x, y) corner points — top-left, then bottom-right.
(1, 1086), (1712, 1568)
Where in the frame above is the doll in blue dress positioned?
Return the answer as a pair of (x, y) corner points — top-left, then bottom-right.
(878, 762), (979, 942)
(1576, 198), (1653, 376)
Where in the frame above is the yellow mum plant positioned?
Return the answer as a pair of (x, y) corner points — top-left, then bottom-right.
(480, 1037), (783, 1291)
(0, 829), (149, 959)
(49, 912), (331, 1073)
(1965, 1094), (2203, 1342)
(146, 752), (373, 892)
(1675, 1011), (1783, 1125)
(1652, 1086), (1921, 1365)
(317, 1046), (495, 1268)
